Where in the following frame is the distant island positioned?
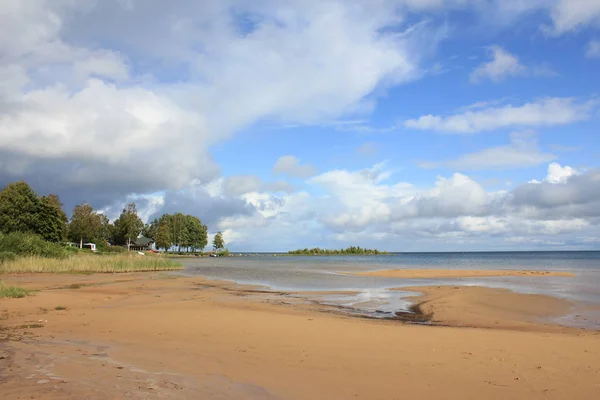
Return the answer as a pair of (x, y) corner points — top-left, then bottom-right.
(287, 246), (388, 255)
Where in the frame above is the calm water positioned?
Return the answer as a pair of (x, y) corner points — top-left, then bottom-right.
(180, 252), (600, 328)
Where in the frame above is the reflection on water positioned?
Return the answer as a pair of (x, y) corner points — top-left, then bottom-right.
(180, 252), (600, 327)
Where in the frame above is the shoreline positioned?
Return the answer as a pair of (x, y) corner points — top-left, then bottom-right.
(1, 273), (599, 399)
(344, 268), (576, 278)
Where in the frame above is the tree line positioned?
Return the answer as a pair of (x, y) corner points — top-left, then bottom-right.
(288, 246), (387, 255)
(0, 181), (225, 252)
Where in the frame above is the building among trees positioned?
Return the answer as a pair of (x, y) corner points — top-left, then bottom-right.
(129, 236), (154, 252)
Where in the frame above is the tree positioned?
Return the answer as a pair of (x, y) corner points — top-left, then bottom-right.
(185, 215), (207, 252)
(155, 222), (171, 251)
(0, 182), (67, 242)
(0, 182), (40, 235)
(68, 203), (103, 247)
(113, 203), (144, 250)
(213, 232), (224, 251)
(36, 194), (68, 242)
(170, 213), (188, 252)
(97, 214), (113, 242)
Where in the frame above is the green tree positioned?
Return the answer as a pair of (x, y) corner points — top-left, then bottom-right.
(155, 222), (171, 251)
(185, 215), (207, 252)
(68, 203), (103, 247)
(36, 195), (68, 242)
(170, 213), (188, 252)
(97, 214), (113, 242)
(213, 232), (224, 251)
(0, 182), (68, 242)
(113, 203), (144, 250)
(0, 182), (40, 235)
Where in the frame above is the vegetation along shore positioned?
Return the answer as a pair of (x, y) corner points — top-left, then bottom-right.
(287, 246), (388, 255)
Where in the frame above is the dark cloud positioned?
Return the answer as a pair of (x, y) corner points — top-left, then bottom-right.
(510, 169), (600, 217)
(0, 150), (219, 214)
(148, 187), (255, 229)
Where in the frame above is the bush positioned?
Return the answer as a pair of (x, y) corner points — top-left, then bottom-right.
(103, 246), (125, 253)
(217, 248), (230, 257)
(0, 232), (68, 259)
(65, 246), (82, 254)
(0, 251), (17, 263)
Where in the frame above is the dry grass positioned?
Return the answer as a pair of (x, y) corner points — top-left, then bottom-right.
(0, 254), (183, 274)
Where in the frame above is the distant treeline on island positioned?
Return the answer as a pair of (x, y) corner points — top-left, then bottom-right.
(287, 246), (388, 255)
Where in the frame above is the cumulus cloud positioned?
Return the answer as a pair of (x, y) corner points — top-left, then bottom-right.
(296, 162), (599, 249)
(1, 1), (599, 251)
(404, 97), (596, 133)
(420, 131), (556, 170)
(0, 0), (429, 208)
(512, 167), (600, 211)
(545, 163), (580, 184)
(133, 161), (600, 251)
(221, 175), (295, 196)
(273, 156), (317, 178)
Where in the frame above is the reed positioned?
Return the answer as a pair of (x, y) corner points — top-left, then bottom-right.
(0, 254), (183, 274)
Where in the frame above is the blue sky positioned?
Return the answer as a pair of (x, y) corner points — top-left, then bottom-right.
(1, 1), (600, 251)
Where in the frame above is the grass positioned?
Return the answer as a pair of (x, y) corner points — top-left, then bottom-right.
(0, 280), (31, 298)
(17, 323), (43, 329)
(54, 306), (67, 311)
(0, 254), (183, 274)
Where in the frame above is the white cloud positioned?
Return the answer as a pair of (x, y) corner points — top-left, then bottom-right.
(470, 46), (526, 83)
(273, 156), (317, 178)
(586, 39), (600, 58)
(0, 0), (429, 205)
(207, 175), (295, 197)
(140, 161), (600, 251)
(223, 175), (263, 196)
(421, 131), (556, 170)
(73, 51), (130, 81)
(404, 97), (596, 133)
(545, 162), (580, 184)
(2, 1), (600, 251)
(547, 0), (600, 34)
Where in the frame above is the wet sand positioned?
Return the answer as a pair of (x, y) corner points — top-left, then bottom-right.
(400, 285), (576, 330)
(1, 273), (599, 399)
(346, 268), (576, 278)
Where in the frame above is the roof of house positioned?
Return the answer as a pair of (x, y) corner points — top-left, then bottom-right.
(132, 236), (153, 246)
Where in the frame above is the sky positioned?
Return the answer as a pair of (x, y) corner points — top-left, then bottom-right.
(1, 0), (600, 252)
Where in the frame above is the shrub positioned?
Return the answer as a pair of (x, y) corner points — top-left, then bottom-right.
(0, 232), (68, 259)
(103, 246), (125, 253)
(217, 248), (230, 257)
(65, 246), (82, 254)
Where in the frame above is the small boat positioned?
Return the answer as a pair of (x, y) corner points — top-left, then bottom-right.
(210, 253), (219, 257)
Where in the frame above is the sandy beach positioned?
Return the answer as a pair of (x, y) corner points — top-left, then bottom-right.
(1, 272), (599, 400)
(345, 268), (576, 278)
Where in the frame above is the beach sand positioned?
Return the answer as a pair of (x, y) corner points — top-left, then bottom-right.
(399, 285), (576, 330)
(1, 273), (599, 399)
(346, 268), (576, 278)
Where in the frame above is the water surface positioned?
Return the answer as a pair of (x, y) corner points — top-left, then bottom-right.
(180, 252), (600, 328)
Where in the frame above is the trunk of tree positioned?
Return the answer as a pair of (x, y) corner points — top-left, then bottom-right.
(80, 237), (83, 249)
(127, 236), (131, 251)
